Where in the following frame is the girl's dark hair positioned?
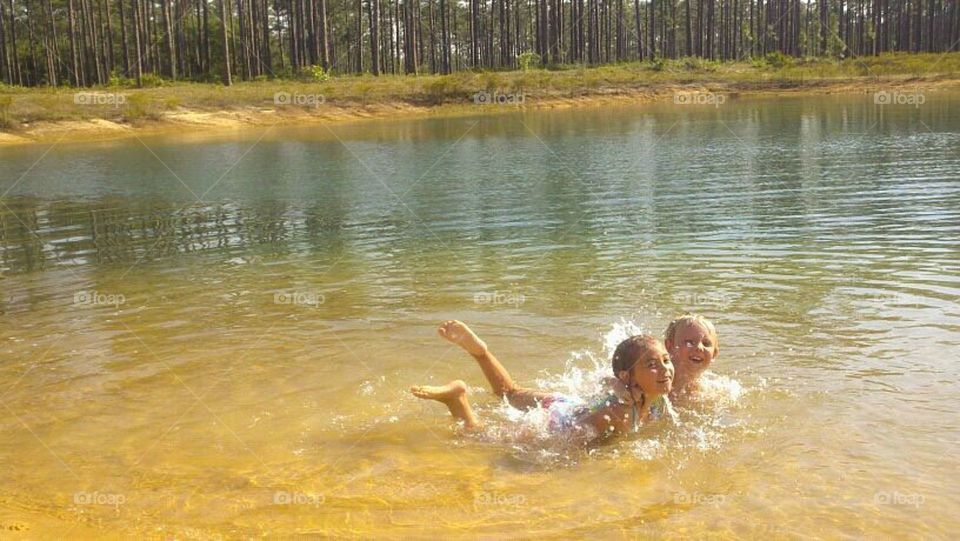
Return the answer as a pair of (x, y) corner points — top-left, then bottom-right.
(611, 334), (662, 375)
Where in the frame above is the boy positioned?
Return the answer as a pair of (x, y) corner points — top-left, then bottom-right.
(663, 313), (720, 397)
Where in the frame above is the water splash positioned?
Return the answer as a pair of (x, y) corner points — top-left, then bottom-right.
(470, 319), (754, 465)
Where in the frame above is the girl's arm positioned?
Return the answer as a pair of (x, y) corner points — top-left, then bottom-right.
(571, 388), (634, 440)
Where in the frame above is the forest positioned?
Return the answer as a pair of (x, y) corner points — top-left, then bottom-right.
(0, 0), (957, 87)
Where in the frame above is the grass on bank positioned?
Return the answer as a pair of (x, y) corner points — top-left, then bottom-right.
(0, 52), (957, 128)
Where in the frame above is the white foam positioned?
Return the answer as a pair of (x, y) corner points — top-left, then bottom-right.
(468, 319), (755, 465)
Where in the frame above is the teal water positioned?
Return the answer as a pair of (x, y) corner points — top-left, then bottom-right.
(0, 92), (958, 537)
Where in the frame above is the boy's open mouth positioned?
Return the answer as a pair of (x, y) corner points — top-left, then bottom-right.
(691, 355), (704, 363)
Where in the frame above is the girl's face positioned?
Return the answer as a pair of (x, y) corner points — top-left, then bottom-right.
(622, 342), (674, 396)
(668, 322), (718, 380)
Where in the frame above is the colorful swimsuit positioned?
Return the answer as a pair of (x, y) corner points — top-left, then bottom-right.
(542, 392), (671, 433)
(539, 394), (582, 431)
(645, 394), (672, 423)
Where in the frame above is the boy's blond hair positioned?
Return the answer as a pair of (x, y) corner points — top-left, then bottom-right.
(664, 313), (719, 348)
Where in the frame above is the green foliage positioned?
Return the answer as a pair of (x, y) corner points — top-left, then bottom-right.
(678, 57), (718, 72)
(480, 71), (503, 92)
(274, 65), (330, 81)
(122, 93), (160, 121)
(307, 65), (330, 82)
(764, 51), (793, 68)
(507, 76), (527, 93)
(424, 76), (467, 104)
(579, 68), (605, 89)
(515, 69), (551, 89)
(139, 73), (168, 88)
(3, 52), (958, 128)
(0, 95), (13, 128)
(355, 79), (374, 104)
(680, 57), (702, 71)
(517, 52), (541, 72)
(274, 66), (295, 80)
(108, 73), (137, 88)
(451, 70), (475, 87)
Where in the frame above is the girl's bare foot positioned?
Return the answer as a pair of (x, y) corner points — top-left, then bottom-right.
(410, 380), (479, 428)
(437, 320), (488, 356)
(410, 379), (468, 403)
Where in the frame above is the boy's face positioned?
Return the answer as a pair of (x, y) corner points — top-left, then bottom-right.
(622, 342), (674, 395)
(666, 322), (718, 380)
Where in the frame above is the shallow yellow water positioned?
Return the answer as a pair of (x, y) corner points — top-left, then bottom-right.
(1, 93), (959, 538)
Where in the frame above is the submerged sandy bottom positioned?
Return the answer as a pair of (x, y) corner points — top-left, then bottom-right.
(1, 93), (958, 537)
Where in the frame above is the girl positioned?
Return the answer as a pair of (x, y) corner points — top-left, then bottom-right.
(410, 321), (674, 443)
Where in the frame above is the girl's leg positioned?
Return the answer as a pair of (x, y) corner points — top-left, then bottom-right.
(410, 380), (479, 429)
(437, 320), (554, 410)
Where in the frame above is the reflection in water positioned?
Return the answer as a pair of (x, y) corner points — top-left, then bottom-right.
(0, 92), (958, 537)
(0, 200), (336, 272)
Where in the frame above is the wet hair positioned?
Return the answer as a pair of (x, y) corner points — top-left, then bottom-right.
(664, 313), (719, 350)
(612, 334), (663, 375)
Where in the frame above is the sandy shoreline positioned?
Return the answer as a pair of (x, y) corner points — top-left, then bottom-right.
(2, 76), (957, 147)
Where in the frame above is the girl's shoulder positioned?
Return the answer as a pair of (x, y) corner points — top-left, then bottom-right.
(583, 384), (629, 413)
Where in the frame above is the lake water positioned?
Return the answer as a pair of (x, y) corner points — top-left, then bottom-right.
(1, 92), (958, 538)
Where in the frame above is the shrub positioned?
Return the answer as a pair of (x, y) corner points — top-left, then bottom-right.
(355, 80), (374, 104)
(517, 52), (541, 71)
(273, 66), (295, 80)
(681, 57), (701, 71)
(0, 95), (13, 128)
(425, 77), (457, 104)
(307, 65), (330, 82)
(479, 71), (503, 92)
(764, 51), (792, 68)
(108, 73), (137, 87)
(138, 73), (168, 88)
(122, 93), (158, 121)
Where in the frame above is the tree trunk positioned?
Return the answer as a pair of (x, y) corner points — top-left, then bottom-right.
(218, 0), (231, 84)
